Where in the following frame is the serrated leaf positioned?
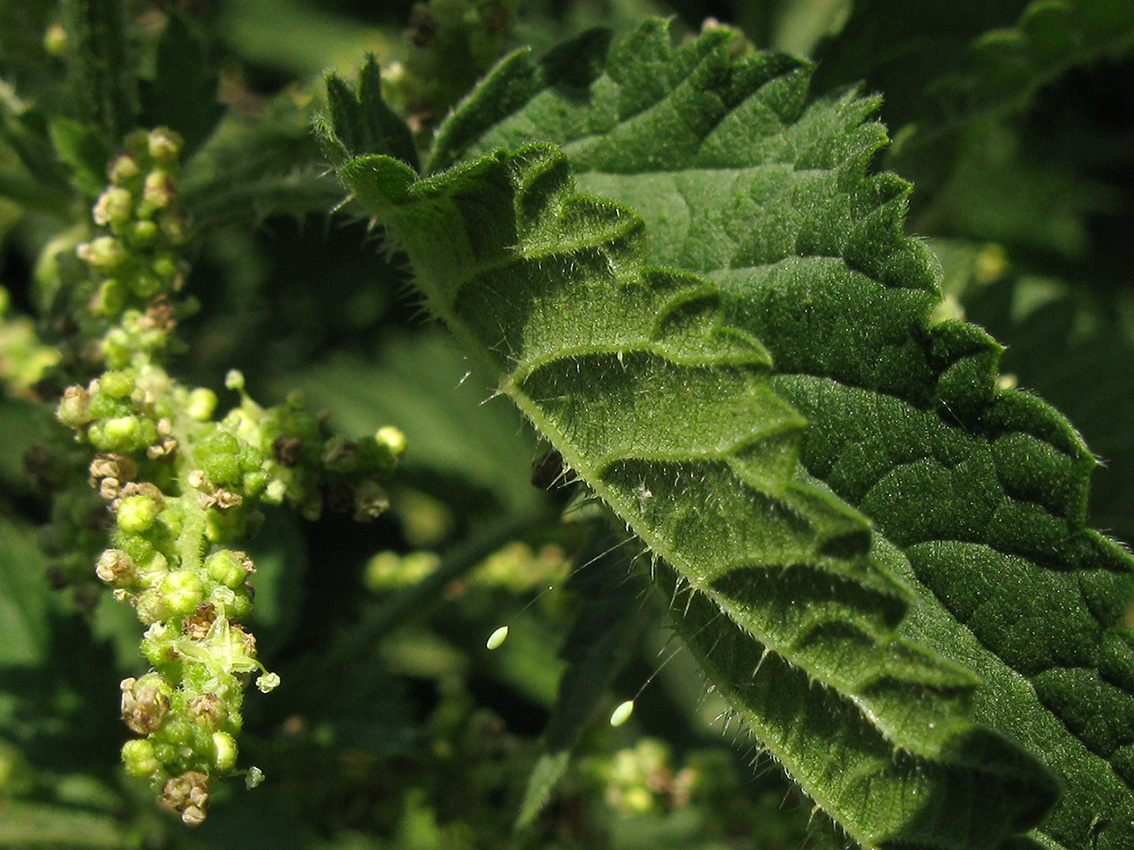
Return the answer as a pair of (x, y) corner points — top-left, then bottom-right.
(138, 9), (225, 158)
(423, 20), (1134, 849)
(814, 0), (1134, 246)
(815, 0), (1134, 131)
(0, 87), (72, 194)
(336, 137), (1057, 848)
(975, 283), (1134, 533)
(180, 93), (342, 231)
(947, 0), (1134, 113)
(517, 749), (571, 830)
(320, 56), (418, 171)
(48, 117), (112, 198)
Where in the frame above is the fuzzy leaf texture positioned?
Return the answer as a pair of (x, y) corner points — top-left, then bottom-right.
(335, 114), (1060, 850)
(422, 19), (1134, 849)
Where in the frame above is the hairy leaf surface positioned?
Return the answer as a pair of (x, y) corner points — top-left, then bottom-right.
(424, 19), (1134, 849)
(963, 277), (1134, 541)
(335, 138), (1056, 848)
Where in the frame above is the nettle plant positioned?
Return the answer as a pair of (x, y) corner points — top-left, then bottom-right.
(2, 2), (1134, 849)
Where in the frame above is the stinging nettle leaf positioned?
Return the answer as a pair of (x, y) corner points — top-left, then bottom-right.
(423, 18), (1134, 849)
(336, 137), (1058, 849)
(319, 56), (419, 172)
(48, 117), (113, 199)
(138, 9), (225, 158)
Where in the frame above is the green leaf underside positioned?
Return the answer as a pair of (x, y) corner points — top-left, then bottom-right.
(338, 142), (1056, 848)
(424, 19), (1134, 849)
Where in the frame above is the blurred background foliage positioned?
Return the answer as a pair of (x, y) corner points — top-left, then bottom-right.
(0, 0), (1131, 847)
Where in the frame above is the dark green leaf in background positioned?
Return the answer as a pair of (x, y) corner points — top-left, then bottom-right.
(517, 534), (648, 828)
(0, 516), (55, 667)
(48, 116), (112, 199)
(286, 331), (538, 516)
(138, 9), (225, 159)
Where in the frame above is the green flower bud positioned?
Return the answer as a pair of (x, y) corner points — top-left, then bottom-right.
(263, 479), (287, 504)
(241, 470), (269, 499)
(92, 186), (133, 228)
(143, 171), (175, 210)
(364, 550), (439, 591)
(117, 493), (161, 534)
(205, 549), (252, 589)
(157, 208), (190, 244)
(135, 550), (169, 581)
(204, 507), (246, 543)
(109, 153), (142, 185)
(622, 786), (654, 814)
(99, 370), (135, 399)
(100, 327), (133, 368)
(375, 426), (407, 458)
(87, 382), (125, 418)
(185, 388), (217, 421)
(121, 739), (162, 778)
(141, 622), (177, 665)
(77, 235), (126, 270)
(128, 219), (159, 249)
(138, 327), (169, 357)
(93, 278), (128, 316)
(136, 588), (166, 624)
(91, 415), (157, 452)
(212, 732), (238, 771)
(160, 570), (204, 617)
(150, 739), (178, 766)
(200, 432), (243, 486)
(225, 587), (252, 620)
(121, 675), (170, 734)
(43, 23), (68, 56)
(151, 252), (179, 282)
(147, 128), (183, 163)
(131, 271), (164, 299)
(56, 385), (93, 429)
(95, 548), (134, 585)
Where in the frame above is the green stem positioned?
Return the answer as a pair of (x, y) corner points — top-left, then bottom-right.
(65, 0), (135, 142)
(176, 499), (207, 576)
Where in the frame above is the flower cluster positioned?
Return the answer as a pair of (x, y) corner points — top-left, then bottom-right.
(49, 128), (404, 824)
(583, 738), (714, 818)
(78, 127), (189, 330)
